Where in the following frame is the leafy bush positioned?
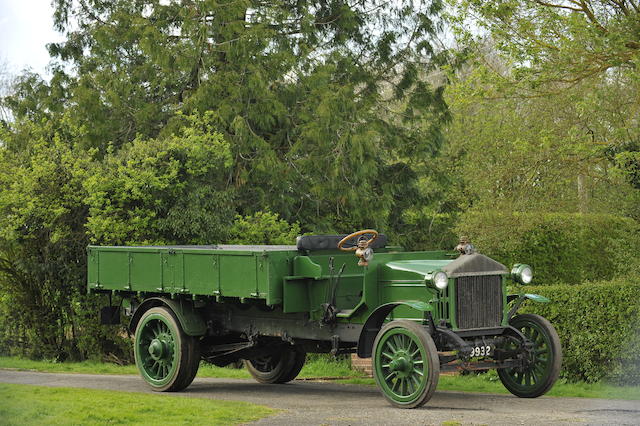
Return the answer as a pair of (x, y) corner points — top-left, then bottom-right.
(520, 278), (640, 384)
(457, 211), (640, 284)
(0, 135), (93, 360)
(228, 211), (301, 245)
(85, 112), (235, 246)
(0, 113), (234, 361)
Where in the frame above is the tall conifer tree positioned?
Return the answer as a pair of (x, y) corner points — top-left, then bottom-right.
(43, 0), (449, 231)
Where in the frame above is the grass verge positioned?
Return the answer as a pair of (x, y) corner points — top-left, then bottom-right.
(2, 356), (638, 400)
(0, 383), (277, 425)
(0, 355), (358, 380)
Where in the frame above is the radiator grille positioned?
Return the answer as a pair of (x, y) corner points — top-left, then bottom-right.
(455, 275), (503, 329)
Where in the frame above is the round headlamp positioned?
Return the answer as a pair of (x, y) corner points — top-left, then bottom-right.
(511, 264), (533, 284)
(430, 271), (449, 290)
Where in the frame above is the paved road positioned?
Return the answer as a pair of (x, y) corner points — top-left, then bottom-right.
(1, 370), (639, 425)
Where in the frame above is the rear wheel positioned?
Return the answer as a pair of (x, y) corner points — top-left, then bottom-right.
(134, 306), (200, 392)
(278, 350), (306, 383)
(372, 320), (439, 408)
(175, 335), (201, 390)
(498, 314), (562, 398)
(244, 346), (304, 384)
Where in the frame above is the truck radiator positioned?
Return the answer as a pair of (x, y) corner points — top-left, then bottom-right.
(455, 275), (503, 329)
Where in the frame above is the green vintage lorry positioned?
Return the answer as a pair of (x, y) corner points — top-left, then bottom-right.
(88, 230), (561, 408)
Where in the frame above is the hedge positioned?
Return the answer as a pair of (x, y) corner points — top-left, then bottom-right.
(519, 278), (640, 384)
(456, 211), (640, 285)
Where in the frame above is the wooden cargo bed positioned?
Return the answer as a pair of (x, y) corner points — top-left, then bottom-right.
(87, 245), (298, 305)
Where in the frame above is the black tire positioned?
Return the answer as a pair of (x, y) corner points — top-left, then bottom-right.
(134, 306), (199, 392)
(244, 346), (302, 384)
(277, 350), (306, 383)
(372, 320), (440, 409)
(173, 335), (201, 391)
(498, 314), (562, 398)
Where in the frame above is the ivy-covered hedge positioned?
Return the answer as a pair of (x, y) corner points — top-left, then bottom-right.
(456, 211), (640, 285)
(519, 278), (640, 384)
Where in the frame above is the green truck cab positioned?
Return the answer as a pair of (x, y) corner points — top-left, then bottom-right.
(88, 230), (561, 408)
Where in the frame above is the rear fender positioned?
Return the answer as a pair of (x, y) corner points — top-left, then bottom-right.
(129, 297), (207, 337)
(356, 301), (433, 358)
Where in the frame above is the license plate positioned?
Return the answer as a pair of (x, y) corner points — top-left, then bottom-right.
(471, 345), (492, 357)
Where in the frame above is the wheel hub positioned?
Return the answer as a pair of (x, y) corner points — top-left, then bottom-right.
(389, 352), (412, 377)
(148, 338), (167, 360)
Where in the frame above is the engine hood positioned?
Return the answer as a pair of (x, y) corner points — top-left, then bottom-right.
(381, 254), (507, 281)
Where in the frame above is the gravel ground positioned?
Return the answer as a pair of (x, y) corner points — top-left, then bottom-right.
(1, 370), (639, 425)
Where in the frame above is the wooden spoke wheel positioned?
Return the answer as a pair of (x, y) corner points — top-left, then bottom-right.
(372, 320), (439, 408)
(498, 314), (562, 398)
(244, 347), (305, 384)
(134, 306), (200, 392)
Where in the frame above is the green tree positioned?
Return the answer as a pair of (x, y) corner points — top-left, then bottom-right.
(450, 0), (640, 89)
(444, 2), (640, 217)
(443, 65), (639, 215)
(85, 112), (235, 245)
(228, 211), (301, 245)
(0, 124), (93, 359)
(42, 0), (450, 232)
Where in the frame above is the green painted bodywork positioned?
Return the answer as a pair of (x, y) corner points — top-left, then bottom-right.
(523, 293), (550, 303)
(88, 244), (521, 332)
(505, 293), (550, 322)
(88, 245), (294, 305)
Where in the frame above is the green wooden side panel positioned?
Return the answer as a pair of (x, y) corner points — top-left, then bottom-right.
(174, 254), (185, 292)
(265, 252), (292, 305)
(130, 252), (162, 292)
(212, 254), (220, 294)
(161, 253), (184, 293)
(219, 254), (257, 297)
(98, 251), (129, 290)
(88, 246), (301, 300)
(283, 279), (310, 313)
(256, 255), (268, 299)
(161, 253), (173, 292)
(183, 253), (216, 295)
(307, 279), (328, 320)
(88, 249), (99, 288)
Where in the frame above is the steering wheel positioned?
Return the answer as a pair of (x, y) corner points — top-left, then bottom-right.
(337, 229), (379, 251)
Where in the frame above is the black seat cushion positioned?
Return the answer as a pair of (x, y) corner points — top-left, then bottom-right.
(296, 234), (388, 251)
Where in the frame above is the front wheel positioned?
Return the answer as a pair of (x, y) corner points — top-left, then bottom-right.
(372, 320), (440, 408)
(498, 314), (562, 398)
(134, 306), (200, 392)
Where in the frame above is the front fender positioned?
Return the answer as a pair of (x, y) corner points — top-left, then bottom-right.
(507, 293), (550, 320)
(356, 301), (433, 358)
